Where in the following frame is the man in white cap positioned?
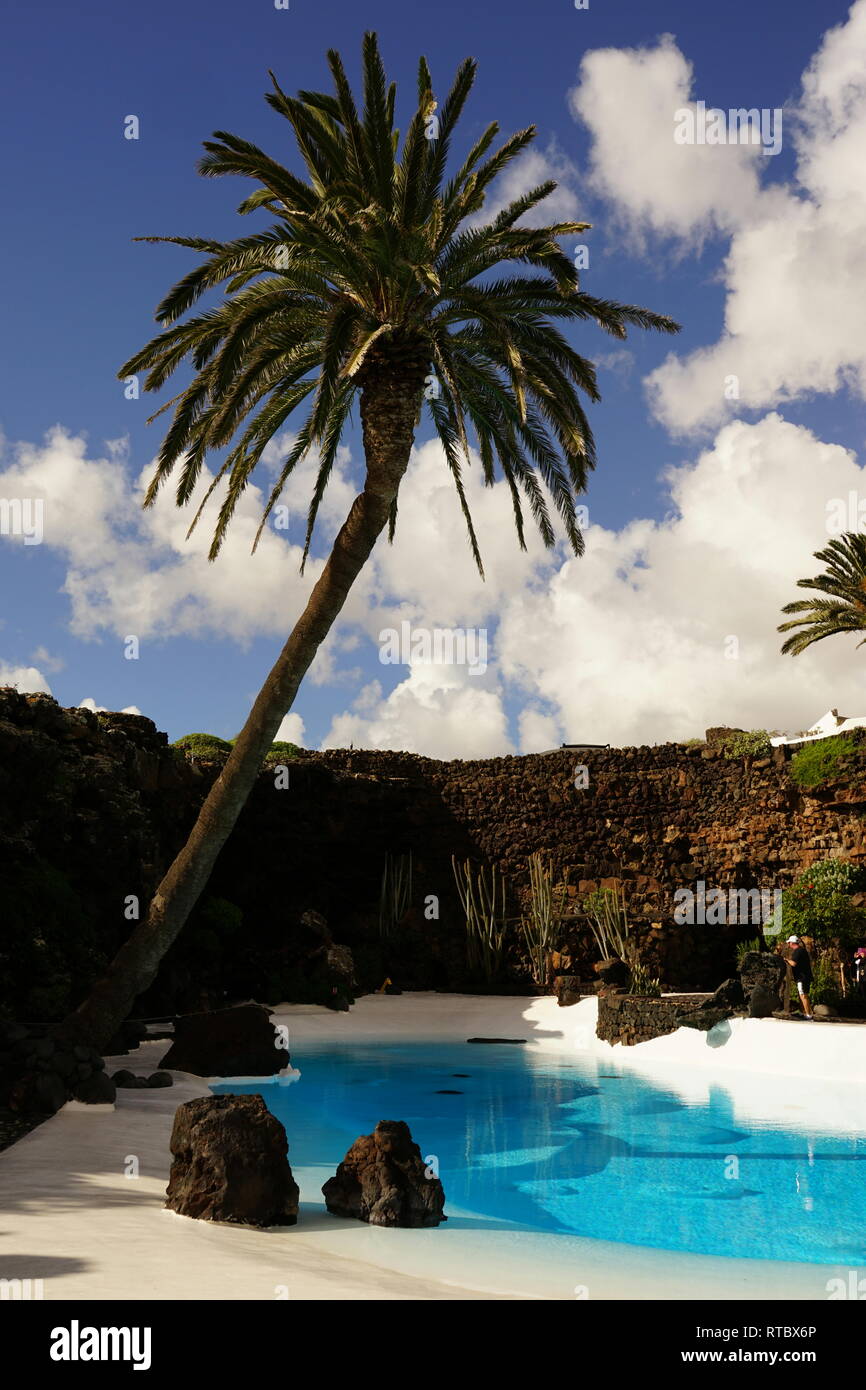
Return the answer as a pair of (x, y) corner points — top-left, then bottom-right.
(784, 935), (814, 1019)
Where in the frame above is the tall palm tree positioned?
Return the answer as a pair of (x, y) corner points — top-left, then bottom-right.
(779, 533), (866, 655)
(66, 32), (680, 1047)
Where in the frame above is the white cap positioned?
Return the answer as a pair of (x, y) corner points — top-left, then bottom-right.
(786, 935), (799, 944)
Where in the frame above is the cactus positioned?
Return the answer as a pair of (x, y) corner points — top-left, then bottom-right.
(451, 856), (507, 980)
(379, 851), (413, 938)
(582, 882), (630, 963)
(522, 852), (571, 987)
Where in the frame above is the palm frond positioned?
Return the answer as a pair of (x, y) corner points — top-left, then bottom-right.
(120, 32), (679, 565)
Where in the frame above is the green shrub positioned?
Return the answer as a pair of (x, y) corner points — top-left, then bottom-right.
(735, 936), (764, 967)
(263, 740), (301, 764)
(778, 859), (866, 944)
(173, 732), (233, 757)
(809, 954), (842, 1008)
(629, 961), (662, 996)
(682, 737), (704, 748)
(176, 734), (302, 764)
(721, 730), (773, 760)
(789, 733), (860, 788)
(226, 736), (303, 763)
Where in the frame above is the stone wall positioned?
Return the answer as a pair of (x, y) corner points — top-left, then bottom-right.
(312, 737), (866, 988)
(2, 688), (866, 1020)
(596, 993), (713, 1047)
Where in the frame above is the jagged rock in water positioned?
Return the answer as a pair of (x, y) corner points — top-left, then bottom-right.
(160, 1003), (282, 1078)
(166, 1094), (299, 1227)
(322, 1120), (446, 1228)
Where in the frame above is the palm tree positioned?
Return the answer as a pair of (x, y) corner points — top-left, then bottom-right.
(66, 32), (680, 1047)
(779, 533), (866, 655)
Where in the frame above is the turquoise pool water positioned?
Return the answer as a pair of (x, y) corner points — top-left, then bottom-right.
(212, 1042), (866, 1263)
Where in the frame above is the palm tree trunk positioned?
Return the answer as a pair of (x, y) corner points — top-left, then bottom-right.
(65, 369), (423, 1048)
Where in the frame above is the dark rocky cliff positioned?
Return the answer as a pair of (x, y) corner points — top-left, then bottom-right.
(2, 688), (865, 1021)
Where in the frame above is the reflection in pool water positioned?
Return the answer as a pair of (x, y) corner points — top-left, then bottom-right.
(212, 1042), (866, 1264)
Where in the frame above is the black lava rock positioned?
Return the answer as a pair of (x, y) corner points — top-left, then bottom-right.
(73, 1071), (117, 1104)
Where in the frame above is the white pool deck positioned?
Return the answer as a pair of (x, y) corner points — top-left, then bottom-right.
(1, 992), (865, 1302)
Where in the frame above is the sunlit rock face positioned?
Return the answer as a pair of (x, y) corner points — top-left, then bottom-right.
(166, 1093), (299, 1227)
(322, 1120), (446, 1228)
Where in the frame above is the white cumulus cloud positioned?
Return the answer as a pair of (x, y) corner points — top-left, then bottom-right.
(274, 712), (305, 746)
(0, 426), (329, 645)
(78, 697), (142, 715)
(568, 2), (866, 435)
(325, 415), (866, 751)
(322, 661), (515, 759)
(0, 662), (52, 695)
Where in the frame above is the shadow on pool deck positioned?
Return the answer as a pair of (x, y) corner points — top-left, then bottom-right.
(0, 1253), (90, 1280)
(294, 1199), (537, 1235)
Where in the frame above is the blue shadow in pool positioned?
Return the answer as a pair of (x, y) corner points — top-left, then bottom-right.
(211, 1041), (866, 1264)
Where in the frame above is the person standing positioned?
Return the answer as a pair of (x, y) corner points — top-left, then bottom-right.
(785, 935), (814, 1019)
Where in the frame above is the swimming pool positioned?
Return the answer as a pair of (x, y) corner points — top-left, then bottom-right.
(212, 1041), (866, 1264)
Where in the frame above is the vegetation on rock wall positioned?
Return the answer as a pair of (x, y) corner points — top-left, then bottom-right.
(809, 954), (844, 1008)
(174, 733), (233, 757)
(779, 859), (866, 943)
(175, 733), (302, 765)
(627, 961), (662, 997)
(789, 732), (862, 788)
(735, 936), (764, 967)
(263, 741), (302, 765)
(720, 730), (773, 760)
(5, 690), (866, 1021)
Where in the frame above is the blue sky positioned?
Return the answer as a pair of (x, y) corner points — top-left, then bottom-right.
(2, 0), (866, 753)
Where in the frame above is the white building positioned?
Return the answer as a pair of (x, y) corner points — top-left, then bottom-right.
(770, 708), (866, 748)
